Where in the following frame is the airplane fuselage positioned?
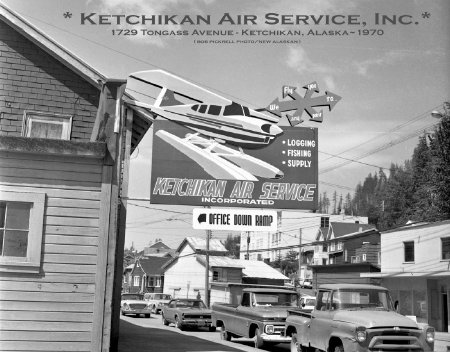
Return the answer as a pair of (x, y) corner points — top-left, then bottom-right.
(151, 103), (283, 149)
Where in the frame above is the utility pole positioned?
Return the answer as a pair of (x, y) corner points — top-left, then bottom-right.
(205, 229), (211, 307)
(298, 229), (302, 282)
(246, 232), (250, 260)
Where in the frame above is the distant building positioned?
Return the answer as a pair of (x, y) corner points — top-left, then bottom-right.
(126, 257), (172, 294)
(143, 241), (175, 258)
(362, 220), (450, 331)
(314, 222), (378, 265)
(162, 237), (289, 304)
(239, 212), (369, 281)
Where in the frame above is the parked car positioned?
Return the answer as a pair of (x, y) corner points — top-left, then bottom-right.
(144, 293), (172, 314)
(162, 298), (214, 331)
(299, 295), (316, 311)
(120, 293), (152, 318)
(300, 278), (313, 289)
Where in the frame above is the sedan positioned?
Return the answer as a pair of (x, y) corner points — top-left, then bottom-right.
(161, 298), (215, 331)
(121, 293), (152, 318)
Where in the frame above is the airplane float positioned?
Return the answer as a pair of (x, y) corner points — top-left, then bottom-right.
(125, 70), (285, 181)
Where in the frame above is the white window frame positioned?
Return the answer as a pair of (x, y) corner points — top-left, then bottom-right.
(133, 276), (140, 286)
(22, 110), (73, 140)
(441, 237), (450, 261)
(362, 253), (367, 262)
(0, 191), (45, 272)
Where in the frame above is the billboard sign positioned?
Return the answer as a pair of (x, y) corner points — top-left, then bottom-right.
(151, 120), (318, 209)
(192, 208), (278, 231)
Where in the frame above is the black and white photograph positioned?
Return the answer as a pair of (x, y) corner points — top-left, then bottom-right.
(0, 0), (449, 351)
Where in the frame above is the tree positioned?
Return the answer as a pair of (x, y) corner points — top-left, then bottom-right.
(430, 114), (450, 219)
(223, 234), (241, 258)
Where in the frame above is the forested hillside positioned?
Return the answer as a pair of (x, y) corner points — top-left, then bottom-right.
(318, 112), (450, 231)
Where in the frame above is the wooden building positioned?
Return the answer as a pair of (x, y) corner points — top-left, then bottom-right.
(163, 237), (289, 305)
(0, 4), (152, 351)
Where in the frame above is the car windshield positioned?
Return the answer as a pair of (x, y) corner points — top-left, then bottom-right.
(154, 294), (172, 300)
(253, 293), (298, 307)
(122, 294), (143, 301)
(176, 300), (206, 309)
(333, 289), (394, 310)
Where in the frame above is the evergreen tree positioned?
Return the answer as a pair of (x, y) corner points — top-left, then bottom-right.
(430, 113), (450, 219)
(223, 234), (241, 258)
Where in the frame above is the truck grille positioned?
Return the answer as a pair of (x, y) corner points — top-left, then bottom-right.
(129, 303), (147, 309)
(274, 326), (285, 334)
(367, 328), (422, 351)
(184, 314), (211, 319)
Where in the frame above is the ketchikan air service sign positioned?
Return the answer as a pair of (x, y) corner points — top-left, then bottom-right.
(150, 120), (318, 210)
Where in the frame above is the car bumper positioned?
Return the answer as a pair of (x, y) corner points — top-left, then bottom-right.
(181, 319), (213, 327)
(122, 309), (151, 315)
(261, 333), (291, 343)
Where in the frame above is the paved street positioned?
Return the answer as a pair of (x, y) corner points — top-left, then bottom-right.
(118, 314), (291, 352)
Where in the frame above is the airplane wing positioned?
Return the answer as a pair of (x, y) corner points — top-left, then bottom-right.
(127, 70), (230, 107)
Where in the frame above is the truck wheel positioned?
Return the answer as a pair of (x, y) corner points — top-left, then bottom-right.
(334, 344), (344, 352)
(175, 316), (184, 331)
(208, 326), (216, 332)
(220, 325), (231, 341)
(254, 327), (265, 349)
(162, 313), (169, 326)
(291, 333), (302, 352)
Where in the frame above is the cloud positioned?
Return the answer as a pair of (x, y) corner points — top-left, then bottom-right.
(353, 51), (407, 76)
(285, 46), (337, 89)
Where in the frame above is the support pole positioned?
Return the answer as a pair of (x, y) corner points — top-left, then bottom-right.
(298, 229), (302, 283)
(205, 229), (211, 307)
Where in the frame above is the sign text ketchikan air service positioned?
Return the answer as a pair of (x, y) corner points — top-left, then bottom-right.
(150, 122), (318, 210)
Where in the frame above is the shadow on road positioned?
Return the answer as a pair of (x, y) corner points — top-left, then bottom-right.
(118, 319), (244, 352)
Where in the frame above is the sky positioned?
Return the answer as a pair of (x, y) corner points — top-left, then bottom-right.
(3, 0), (449, 250)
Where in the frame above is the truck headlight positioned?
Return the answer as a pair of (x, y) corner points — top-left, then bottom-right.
(265, 325), (274, 334)
(355, 326), (367, 343)
(426, 327), (435, 343)
(123, 303), (130, 310)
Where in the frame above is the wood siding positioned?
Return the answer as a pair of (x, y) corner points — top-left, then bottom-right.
(0, 20), (99, 141)
(0, 151), (106, 351)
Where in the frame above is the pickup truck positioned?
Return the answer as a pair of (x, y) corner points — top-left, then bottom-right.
(285, 284), (435, 352)
(212, 288), (298, 348)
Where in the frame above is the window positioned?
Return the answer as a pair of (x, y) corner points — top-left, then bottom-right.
(320, 216), (330, 228)
(223, 102), (245, 116)
(404, 241), (415, 262)
(213, 270), (219, 281)
(148, 276), (161, 287)
(133, 276), (140, 286)
(207, 105), (222, 116)
(198, 105), (207, 113)
(362, 253), (367, 262)
(337, 242), (343, 250)
(442, 238), (450, 260)
(23, 111), (72, 140)
(330, 242), (335, 251)
(0, 191), (45, 272)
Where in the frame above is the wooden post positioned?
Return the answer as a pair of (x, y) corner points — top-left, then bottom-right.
(205, 229), (211, 307)
(298, 229), (302, 282)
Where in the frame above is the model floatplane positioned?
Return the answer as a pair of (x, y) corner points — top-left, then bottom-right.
(125, 70), (284, 181)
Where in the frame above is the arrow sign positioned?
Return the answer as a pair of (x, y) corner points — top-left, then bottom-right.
(282, 85), (297, 99)
(265, 84), (341, 124)
(286, 113), (304, 126)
